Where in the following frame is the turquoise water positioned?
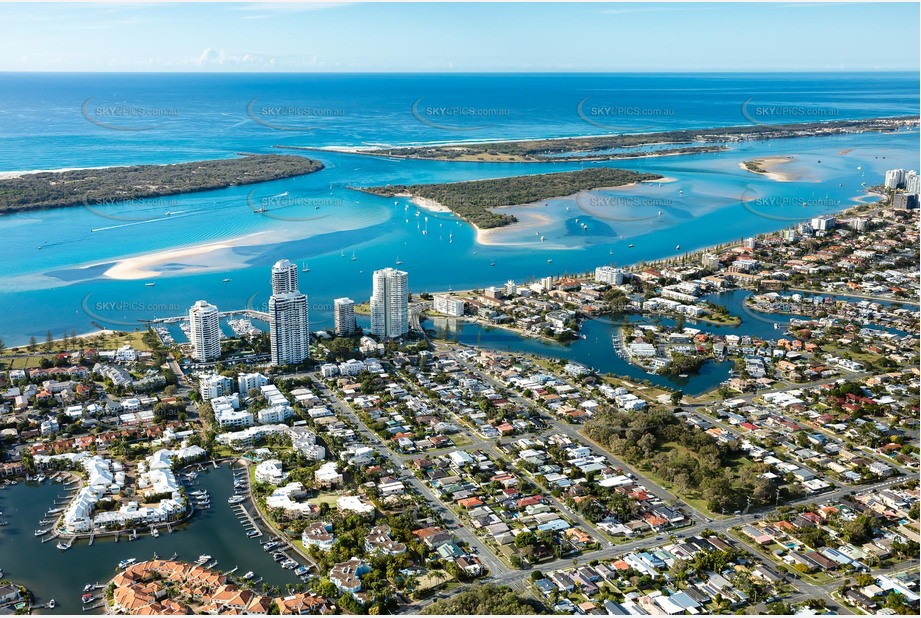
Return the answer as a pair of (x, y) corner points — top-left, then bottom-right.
(0, 73), (918, 345)
(427, 288), (914, 394)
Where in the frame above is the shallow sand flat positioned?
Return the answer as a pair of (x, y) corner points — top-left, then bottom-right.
(102, 236), (262, 280)
(740, 156), (800, 182)
(475, 211), (572, 248)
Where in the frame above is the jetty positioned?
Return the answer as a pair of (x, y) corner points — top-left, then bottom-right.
(231, 504), (263, 538)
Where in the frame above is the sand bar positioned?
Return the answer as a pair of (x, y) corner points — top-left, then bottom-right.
(102, 233), (271, 280)
(740, 156), (798, 182)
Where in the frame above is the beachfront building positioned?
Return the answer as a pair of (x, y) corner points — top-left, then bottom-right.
(334, 297), (356, 336)
(370, 268), (409, 339)
(271, 258), (299, 295)
(269, 259), (310, 366)
(884, 168), (905, 190)
(906, 170), (920, 194)
(269, 293), (309, 366)
(595, 265), (627, 285)
(188, 300), (221, 362)
(433, 294), (465, 317)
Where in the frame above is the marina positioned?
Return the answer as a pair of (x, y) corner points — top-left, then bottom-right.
(0, 465), (301, 614)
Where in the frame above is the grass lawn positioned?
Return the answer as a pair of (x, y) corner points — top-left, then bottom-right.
(3, 355), (55, 369)
(446, 434), (473, 448)
(307, 492), (340, 508)
(822, 344), (883, 365)
(1, 330), (154, 363)
(415, 570), (455, 593)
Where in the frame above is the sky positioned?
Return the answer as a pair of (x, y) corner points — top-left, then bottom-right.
(0, 1), (918, 73)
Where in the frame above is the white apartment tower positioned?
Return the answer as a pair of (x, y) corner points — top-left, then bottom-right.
(270, 293), (309, 366)
(370, 268), (409, 339)
(334, 298), (356, 336)
(188, 300), (221, 362)
(271, 259), (299, 295)
(594, 266), (625, 285)
(884, 169), (905, 190)
(268, 259), (309, 366)
(433, 294), (465, 317)
(905, 171), (920, 195)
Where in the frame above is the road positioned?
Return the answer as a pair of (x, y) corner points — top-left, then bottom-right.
(314, 381), (509, 578)
(291, 359), (910, 609)
(449, 350), (711, 524)
(684, 368), (916, 478)
(484, 475), (904, 612)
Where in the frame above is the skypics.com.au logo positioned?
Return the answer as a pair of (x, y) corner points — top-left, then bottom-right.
(411, 98), (511, 131)
(82, 193), (184, 224)
(741, 97), (840, 126)
(576, 98), (675, 132)
(245, 189), (342, 222)
(246, 99), (345, 131)
(575, 193), (676, 222)
(81, 97), (179, 131)
(740, 187), (841, 222)
(82, 294), (183, 327)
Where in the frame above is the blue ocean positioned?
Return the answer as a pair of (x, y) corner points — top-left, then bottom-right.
(0, 72), (918, 346)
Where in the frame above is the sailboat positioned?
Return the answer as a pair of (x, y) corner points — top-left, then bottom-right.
(340, 250), (345, 258)
(395, 256), (403, 265)
(351, 252), (357, 261)
(302, 262), (310, 273)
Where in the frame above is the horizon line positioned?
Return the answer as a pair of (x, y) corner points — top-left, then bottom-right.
(1, 69), (919, 75)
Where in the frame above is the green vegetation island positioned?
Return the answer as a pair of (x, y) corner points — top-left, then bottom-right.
(294, 116), (917, 163)
(0, 153), (323, 213)
(356, 167), (662, 229)
(282, 142), (727, 163)
(419, 584), (547, 615)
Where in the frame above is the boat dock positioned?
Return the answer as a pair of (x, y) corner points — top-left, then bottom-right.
(151, 309), (269, 325)
(231, 504), (263, 538)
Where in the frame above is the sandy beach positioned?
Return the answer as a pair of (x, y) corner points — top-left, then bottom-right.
(102, 232), (272, 280)
(475, 210), (568, 248)
(0, 165), (119, 180)
(402, 194), (453, 214)
(739, 156), (798, 182)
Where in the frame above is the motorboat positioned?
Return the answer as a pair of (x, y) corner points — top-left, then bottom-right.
(195, 555), (211, 565)
(117, 558), (137, 570)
